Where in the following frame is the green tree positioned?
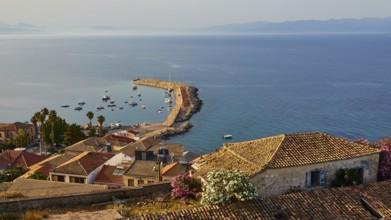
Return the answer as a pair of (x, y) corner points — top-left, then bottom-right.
(30, 114), (39, 141)
(0, 165), (29, 182)
(14, 129), (29, 148)
(43, 117), (68, 152)
(48, 110), (57, 151)
(27, 171), (47, 180)
(97, 115), (105, 137)
(86, 111), (94, 129)
(88, 127), (97, 137)
(201, 169), (257, 205)
(63, 123), (86, 146)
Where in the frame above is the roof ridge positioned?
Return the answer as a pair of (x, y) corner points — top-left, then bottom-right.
(77, 160), (88, 175)
(222, 146), (256, 167)
(256, 134), (286, 171)
(55, 151), (89, 169)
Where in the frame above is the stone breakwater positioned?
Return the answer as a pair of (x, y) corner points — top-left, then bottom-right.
(134, 78), (202, 138)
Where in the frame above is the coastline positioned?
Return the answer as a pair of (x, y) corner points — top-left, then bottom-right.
(134, 78), (202, 139)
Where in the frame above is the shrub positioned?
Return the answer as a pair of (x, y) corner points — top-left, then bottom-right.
(201, 169), (257, 205)
(171, 174), (201, 204)
(331, 168), (363, 187)
(376, 139), (391, 181)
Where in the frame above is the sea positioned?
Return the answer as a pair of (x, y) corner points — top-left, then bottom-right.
(1, 33), (391, 155)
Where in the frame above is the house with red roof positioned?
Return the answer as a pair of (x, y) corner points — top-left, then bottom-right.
(49, 152), (132, 184)
(0, 122), (35, 145)
(0, 150), (49, 172)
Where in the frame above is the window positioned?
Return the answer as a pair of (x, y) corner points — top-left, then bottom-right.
(306, 169), (325, 187)
(138, 179), (144, 185)
(70, 177), (85, 184)
(147, 180), (154, 184)
(128, 179), (134, 186)
(54, 175), (65, 182)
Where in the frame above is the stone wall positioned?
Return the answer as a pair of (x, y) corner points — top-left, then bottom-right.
(251, 154), (379, 197)
(0, 182), (171, 212)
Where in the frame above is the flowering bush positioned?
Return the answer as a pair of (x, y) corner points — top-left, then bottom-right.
(356, 138), (391, 181)
(171, 174), (201, 203)
(201, 169), (257, 205)
(376, 139), (391, 181)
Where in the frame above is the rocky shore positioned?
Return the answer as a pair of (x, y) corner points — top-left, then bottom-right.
(134, 78), (202, 139)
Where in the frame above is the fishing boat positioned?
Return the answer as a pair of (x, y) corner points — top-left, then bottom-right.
(96, 105), (104, 110)
(129, 101), (137, 106)
(141, 105), (146, 109)
(119, 107), (124, 110)
(132, 85), (138, 90)
(74, 106), (83, 111)
(102, 95), (110, 101)
(137, 92), (141, 97)
(223, 134), (233, 139)
(61, 105), (70, 108)
(78, 100), (86, 105)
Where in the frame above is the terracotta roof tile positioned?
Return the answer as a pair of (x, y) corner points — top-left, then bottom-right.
(94, 165), (125, 186)
(53, 152), (115, 176)
(137, 180), (391, 219)
(124, 160), (159, 178)
(196, 132), (380, 176)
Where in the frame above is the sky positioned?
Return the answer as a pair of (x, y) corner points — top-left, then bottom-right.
(1, 0), (391, 30)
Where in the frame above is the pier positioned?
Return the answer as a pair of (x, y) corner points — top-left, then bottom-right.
(133, 78), (202, 139)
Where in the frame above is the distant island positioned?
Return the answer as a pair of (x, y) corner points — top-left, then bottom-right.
(204, 17), (391, 34)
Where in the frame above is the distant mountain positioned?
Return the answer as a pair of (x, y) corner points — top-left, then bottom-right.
(205, 17), (391, 33)
(0, 23), (44, 34)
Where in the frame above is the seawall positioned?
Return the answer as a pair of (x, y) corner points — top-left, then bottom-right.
(134, 78), (202, 138)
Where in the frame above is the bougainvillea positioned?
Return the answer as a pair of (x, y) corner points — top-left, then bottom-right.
(356, 137), (391, 181)
(376, 139), (391, 181)
(171, 174), (201, 203)
(201, 169), (257, 205)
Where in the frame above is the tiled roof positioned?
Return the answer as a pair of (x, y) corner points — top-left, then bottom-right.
(65, 137), (107, 153)
(196, 132), (380, 176)
(8, 179), (107, 197)
(0, 150), (49, 168)
(94, 165), (125, 186)
(53, 152), (115, 176)
(127, 130), (139, 135)
(137, 180), (391, 219)
(120, 137), (163, 157)
(104, 134), (136, 146)
(161, 162), (179, 176)
(149, 144), (184, 162)
(0, 122), (33, 132)
(124, 160), (159, 178)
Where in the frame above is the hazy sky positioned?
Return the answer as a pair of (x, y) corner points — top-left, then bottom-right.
(1, 0), (390, 29)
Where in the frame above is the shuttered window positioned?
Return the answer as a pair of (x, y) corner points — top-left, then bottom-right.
(306, 169), (325, 187)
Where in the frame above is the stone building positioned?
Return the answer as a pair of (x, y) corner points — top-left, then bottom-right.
(194, 132), (381, 197)
(0, 122), (35, 144)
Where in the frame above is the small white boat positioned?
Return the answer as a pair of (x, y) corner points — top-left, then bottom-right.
(141, 105), (146, 109)
(74, 106), (83, 111)
(78, 100), (86, 105)
(165, 97), (172, 104)
(223, 134), (233, 139)
(96, 105), (104, 110)
(102, 95), (110, 101)
(157, 109), (162, 113)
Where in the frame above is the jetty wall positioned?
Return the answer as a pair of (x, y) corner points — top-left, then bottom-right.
(134, 79), (202, 131)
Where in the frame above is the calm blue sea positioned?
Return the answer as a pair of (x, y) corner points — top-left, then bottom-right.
(1, 34), (391, 154)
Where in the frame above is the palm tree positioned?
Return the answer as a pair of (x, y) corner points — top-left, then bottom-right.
(48, 110), (57, 151)
(97, 115), (105, 137)
(30, 114), (38, 142)
(39, 107), (49, 152)
(41, 107), (49, 119)
(86, 111), (94, 129)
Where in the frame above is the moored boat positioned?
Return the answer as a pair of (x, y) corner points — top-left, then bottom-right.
(223, 134), (233, 139)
